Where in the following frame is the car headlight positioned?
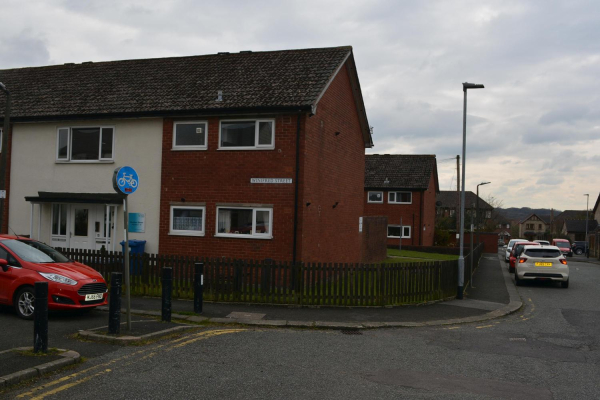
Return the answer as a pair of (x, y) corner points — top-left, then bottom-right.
(39, 272), (78, 286)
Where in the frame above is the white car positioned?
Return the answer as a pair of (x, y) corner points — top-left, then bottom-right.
(505, 238), (528, 262)
(534, 240), (550, 245)
(514, 245), (569, 288)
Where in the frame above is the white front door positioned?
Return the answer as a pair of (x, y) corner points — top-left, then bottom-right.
(71, 206), (92, 249)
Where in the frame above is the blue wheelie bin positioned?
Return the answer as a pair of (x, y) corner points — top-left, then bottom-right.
(120, 240), (147, 275)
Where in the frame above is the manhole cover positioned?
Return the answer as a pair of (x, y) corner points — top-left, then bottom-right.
(340, 329), (363, 335)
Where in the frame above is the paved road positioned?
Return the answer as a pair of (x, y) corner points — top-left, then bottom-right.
(4, 251), (599, 399)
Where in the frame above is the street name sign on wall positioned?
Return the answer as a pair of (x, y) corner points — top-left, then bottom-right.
(250, 178), (292, 184)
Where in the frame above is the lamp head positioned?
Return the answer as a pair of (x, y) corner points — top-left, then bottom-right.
(0, 82), (7, 93)
(463, 82), (485, 91)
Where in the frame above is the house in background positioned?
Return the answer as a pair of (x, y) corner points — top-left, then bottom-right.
(551, 209), (587, 234)
(0, 46), (373, 263)
(518, 213), (550, 240)
(562, 220), (598, 242)
(363, 154), (439, 247)
(435, 191), (493, 228)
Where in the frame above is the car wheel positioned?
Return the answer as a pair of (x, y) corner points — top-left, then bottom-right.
(15, 287), (35, 320)
(515, 271), (523, 286)
(561, 280), (569, 289)
(574, 249), (583, 255)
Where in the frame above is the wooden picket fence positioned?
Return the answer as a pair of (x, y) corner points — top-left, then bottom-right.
(58, 244), (483, 306)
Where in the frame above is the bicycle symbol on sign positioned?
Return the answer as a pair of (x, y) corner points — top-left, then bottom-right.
(118, 173), (138, 188)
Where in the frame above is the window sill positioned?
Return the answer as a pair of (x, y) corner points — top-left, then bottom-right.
(217, 147), (274, 151)
(55, 160), (115, 164)
(389, 202), (412, 205)
(171, 147), (208, 151)
(169, 231), (205, 237)
(215, 233), (273, 240)
(367, 201), (384, 204)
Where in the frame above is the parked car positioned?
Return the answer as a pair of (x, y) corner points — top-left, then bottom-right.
(505, 239), (528, 262)
(514, 245), (569, 288)
(571, 241), (588, 256)
(552, 238), (573, 257)
(509, 241), (540, 273)
(533, 240), (550, 245)
(0, 235), (108, 319)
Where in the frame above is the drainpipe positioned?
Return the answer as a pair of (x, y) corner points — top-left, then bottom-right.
(292, 113), (302, 264)
(419, 191), (424, 246)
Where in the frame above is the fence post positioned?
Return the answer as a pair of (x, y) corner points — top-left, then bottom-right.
(33, 282), (48, 353)
(108, 272), (122, 334)
(162, 267), (173, 322)
(194, 262), (204, 314)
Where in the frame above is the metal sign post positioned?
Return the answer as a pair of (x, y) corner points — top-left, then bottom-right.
(399, 217), (403, 252)
(112, 166), (139, 331)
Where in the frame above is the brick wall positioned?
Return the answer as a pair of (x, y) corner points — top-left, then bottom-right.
(0, 125), (11, 234)
(300, 63), (366, 263)
(421, 170), (437, 246)
(158, 115), (299, 260)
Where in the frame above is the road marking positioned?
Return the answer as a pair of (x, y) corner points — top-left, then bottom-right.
(476, 325), (493, 329)
(18, 328), (246, 399)
(444, 326), (460, 330)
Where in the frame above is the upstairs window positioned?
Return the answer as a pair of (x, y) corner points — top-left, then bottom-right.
(388, 191), (412, 204)
(57, 126), (114, 162)
(173, 121), (208, 150)
(368, 191), (383, 203)
(219, 120), (274, 149)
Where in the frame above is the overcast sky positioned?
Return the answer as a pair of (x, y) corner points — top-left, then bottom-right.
(1, 0), (599, 211)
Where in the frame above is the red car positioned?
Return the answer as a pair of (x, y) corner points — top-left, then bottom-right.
(0, 235), (108, 319)
(509, 241), (540, 273)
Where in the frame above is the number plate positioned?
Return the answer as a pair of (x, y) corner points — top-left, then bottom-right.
(534, 262), (552, 267)
(85, 293), (104, 301)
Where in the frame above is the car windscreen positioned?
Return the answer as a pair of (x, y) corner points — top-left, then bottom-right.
(1, 240), (70, 263)
(524, 248), (562, 258)
(555, 242), (570, 248)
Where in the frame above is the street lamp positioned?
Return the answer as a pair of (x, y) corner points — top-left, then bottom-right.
(584, 194), (589, 258)
(0, 82), (10, 235)
(458, 82), (485, 300)
(476, 181), (491, 245)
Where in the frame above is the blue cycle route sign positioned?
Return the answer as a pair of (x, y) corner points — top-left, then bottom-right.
(113, 166), (139, 195)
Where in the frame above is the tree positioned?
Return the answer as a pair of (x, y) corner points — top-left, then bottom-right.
(482, 194), (505, 231)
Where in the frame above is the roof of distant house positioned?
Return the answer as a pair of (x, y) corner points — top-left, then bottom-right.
(554, 210), (587, 221)
(436, 191), (492, 209)
(593, 193), (600, 214)
(0, 46), (372, 146)
(519, 213), (551, 224)
(364, 154), (438, 191)
(564, 219), (598, 233)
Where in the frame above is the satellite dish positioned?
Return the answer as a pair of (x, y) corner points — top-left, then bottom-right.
(436, 201), (442, 207)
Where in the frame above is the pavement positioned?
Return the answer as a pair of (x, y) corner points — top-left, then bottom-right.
(0, 252), (522, 391)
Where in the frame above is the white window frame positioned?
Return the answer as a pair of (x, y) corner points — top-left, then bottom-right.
(215, 206), (273, 239)
(218, 119), (275, 150)
(388, 191), (412, 204)
(367, 191), (383, 203)
(56, 126), (115, 163)
(169, 206), (206, 236)
(172, 121), (208, 150)
(387, 225), (411, 238)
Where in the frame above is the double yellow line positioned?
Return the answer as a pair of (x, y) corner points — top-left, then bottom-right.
(17, 329), (246, 400)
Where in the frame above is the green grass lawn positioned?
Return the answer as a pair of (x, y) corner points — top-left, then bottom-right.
(385, 249), (459, 263)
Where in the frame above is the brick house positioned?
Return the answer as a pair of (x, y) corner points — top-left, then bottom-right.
(435, 190), (493, 228)
(364, 154), (439, 246)
(0, 46), (373, 263)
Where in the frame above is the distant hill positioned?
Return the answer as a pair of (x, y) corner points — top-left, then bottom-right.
(497, 207), (561, 222)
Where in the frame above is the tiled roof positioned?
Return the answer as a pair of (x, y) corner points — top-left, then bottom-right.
(436, 190), (492, 209)
(565, 219), (598, 233)
(554, 210), (587, 221)
(0, 46), (354, 120)
(519, 213), (550, 224)
(364, 154), (438, 190)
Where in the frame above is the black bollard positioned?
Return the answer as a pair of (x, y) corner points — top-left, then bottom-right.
(33, 282), (48, 353)
(108, 272), (123, 334)
(161, 267), (172, 322)
(194, 262), (204, 314)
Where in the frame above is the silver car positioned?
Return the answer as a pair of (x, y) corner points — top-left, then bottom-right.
(514, 245), (569, 288)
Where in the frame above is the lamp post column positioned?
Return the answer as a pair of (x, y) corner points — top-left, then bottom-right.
(0, 83), (10, 234)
